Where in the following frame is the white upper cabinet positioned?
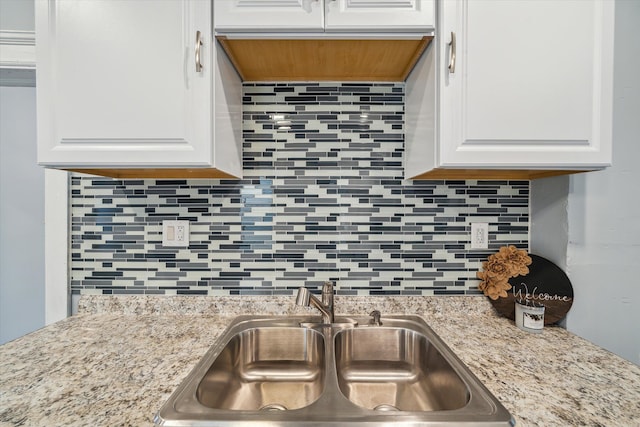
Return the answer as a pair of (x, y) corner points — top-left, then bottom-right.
(214, 0), (324, 32)
(214, 0), (434, 33)
(407, 0), (615, 179)
(436, 0), (614, 172)
(36, 0), (243, 177)
(325, 0), (434, 32)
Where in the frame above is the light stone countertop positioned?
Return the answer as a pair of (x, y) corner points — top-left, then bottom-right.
(0, 295), (639, 427)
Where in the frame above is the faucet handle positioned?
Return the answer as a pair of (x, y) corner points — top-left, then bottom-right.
(369, 310), (382, 326)
(295, 287), (311, 306)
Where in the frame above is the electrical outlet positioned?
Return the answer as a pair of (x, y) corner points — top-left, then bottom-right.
(470, 222), (489, 249)
(162, 220), (189, 247)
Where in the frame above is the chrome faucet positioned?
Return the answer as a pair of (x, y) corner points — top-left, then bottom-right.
(295, 282), (334, 324)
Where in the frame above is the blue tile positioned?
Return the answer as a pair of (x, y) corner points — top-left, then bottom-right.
(70, 82), (529, 297)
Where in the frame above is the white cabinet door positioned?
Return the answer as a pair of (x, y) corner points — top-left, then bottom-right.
(214, 0), (433, 33)
(325, 0), (434, 32)
(36, 0), (239, 170)
(438, 0), (614, 169)
(214, 0), (324, 32)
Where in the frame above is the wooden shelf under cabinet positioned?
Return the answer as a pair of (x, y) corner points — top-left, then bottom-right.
(66, 168), (238, 179)
(217, 36), (433, 82)
(410, 169), (592, 180)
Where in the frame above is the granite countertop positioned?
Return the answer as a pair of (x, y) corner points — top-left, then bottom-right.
(1, 296), (639, 426)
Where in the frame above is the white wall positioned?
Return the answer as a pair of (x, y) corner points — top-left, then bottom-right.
(0, 0), (46, 344)
(0, 86), (45, 344)
(565, 0), (640, 365)
(530, 175), (570, 330)
(530, 176), (569, 271)
(532, 0), (640, 365)
(0, 0), (34, 31)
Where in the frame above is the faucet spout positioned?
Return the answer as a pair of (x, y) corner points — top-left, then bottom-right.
(295, 282), (335, 324)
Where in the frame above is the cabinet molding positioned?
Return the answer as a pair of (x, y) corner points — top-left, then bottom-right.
(0, 30), (35, 68)
(0, 30), (36, 86)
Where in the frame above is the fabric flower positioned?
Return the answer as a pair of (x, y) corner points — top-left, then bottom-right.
(477, 245), (531, 299)
(495, 245), (532, 276)
(478, 276), (511, 300)
(482, 256), (511, 280)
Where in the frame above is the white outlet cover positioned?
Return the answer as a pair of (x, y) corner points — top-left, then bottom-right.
(162, 220), (190, 247)
(470, 222), (489, 250)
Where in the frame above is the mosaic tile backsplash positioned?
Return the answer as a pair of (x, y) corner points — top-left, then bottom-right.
(70, 83), (529, 296)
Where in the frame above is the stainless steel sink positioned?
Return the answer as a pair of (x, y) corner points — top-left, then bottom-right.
(155, 315), (514, 426)
(197, 327), (325, 411)
(335, 327), (469, 412)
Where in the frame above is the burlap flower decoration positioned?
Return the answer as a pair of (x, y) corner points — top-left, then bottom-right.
(477, 245), (532, 300)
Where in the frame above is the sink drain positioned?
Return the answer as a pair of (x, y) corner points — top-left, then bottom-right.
(373, 404), (400, 412)
(259, 403), (288, 411)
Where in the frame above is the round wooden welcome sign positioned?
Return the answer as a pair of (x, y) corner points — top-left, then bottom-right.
(489, 254), (574, 325)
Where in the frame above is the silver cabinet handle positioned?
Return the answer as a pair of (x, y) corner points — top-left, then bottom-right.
(195, 30), (203, 72)
(448, 31), (456, 73)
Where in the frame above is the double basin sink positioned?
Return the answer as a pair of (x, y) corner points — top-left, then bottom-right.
(155, 315), (514, 426)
